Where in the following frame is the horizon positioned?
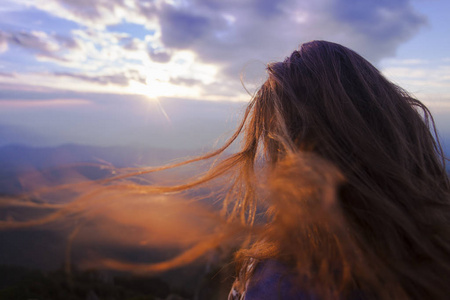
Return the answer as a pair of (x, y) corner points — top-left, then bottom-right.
(0, 0), (449, 151)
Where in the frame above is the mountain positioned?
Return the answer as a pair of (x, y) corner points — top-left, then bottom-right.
(0, 144), (200, 195)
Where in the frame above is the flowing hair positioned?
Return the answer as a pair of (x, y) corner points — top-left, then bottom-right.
(232, 41), (450, 299)
(2, 41), (450, 299)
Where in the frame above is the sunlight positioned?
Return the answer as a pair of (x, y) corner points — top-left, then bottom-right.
(126, 79), (200, 99)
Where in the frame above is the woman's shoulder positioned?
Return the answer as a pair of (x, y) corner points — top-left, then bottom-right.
(229, 259), (368, 300)
(229, 259), (316, 300)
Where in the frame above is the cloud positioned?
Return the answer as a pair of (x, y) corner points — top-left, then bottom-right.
(148, 47), (172, 63)
(3, 0), (428, 100)
(0, 29), (80, 61)
(0, 72), (14, 78)
(53, 72), (129, 86)
(21, 0), (158, 29)
(159, 4), (211, 49)
(169, 77), (202, 87)
(174, 0), (424, 68)
(54, 0), (418, 85)
(53, 33), (80, 50)
(253, 0), (287, 18)
(121, 37), (140, 51)
(26, 0), (426, 66)
(330, 0), (426, 59)
(0, 32), (8, 53)
(52, 70), (148, 86)
(38, 0), (125, 26)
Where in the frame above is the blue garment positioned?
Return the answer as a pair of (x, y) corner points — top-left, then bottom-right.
(244, 260), (315, 300)
(229, 259), (315, 300)
(229, 260), (366, 300)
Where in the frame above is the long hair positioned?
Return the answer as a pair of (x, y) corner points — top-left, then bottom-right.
(2, 41), (449, 299)
(234, 40), (450, 299)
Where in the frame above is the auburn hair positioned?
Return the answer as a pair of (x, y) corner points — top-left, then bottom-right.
(233, 40), (450, 299)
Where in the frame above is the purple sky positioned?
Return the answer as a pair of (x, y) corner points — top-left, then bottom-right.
(0, 0), (449, 149)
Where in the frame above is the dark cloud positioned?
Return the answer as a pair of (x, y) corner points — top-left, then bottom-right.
(0, 30), (80, 61)
(53, 34), (80, 50)
(190, 0), (224, 11)
(254, 0), (286, 18)
(52, 70), (146, 86)
(121, 37), (140, 51)
(333, 0), (419, 26)
(148, 48), (172, 63)
(159, 5), (211, 49)
(7, 31), (54, 54)
(31, 0), (157, 28)
(127, 70), (147, 85)
(168, 0), (424, 80)
(135, 0), (158, 19)
(56, 0), (126, 23)
(331, 0), (426, 59)
(151, 1), (299, 80)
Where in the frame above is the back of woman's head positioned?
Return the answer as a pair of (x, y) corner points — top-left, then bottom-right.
(240, 40), (450, 299)
(254, 40), (447, 187)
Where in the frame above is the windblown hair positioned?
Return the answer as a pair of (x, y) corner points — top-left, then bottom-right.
(232, 41), (450, 299)
(231, 41), (450, 299)
(2, 41), (449, 299)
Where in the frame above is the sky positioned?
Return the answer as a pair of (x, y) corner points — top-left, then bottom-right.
(0, 0), (449, 150)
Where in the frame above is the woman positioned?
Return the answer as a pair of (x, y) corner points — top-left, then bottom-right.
(221, 40), (450, 299)
(3, 40), (449, 299)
